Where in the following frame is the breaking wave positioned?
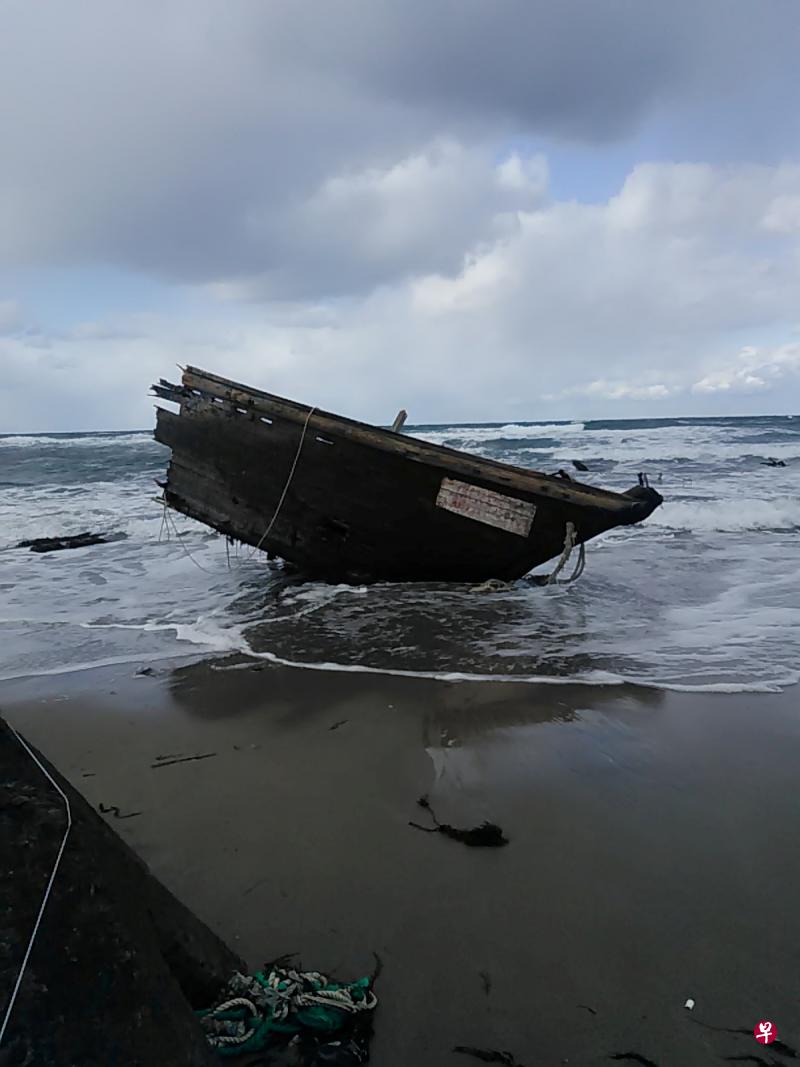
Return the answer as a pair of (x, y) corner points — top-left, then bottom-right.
(649, 496), (800, 533)
(414, 422), (585, 447)
(0, 431), (156, 449)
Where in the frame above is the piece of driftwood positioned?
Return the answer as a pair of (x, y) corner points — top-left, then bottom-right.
(391, 409), (408, 432)
(16, 531), (126, 553)
(152, 367), (662, 582)
(0, 716), (244, 1066)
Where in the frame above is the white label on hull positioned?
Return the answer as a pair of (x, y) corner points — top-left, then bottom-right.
(435, 477), (536, 537)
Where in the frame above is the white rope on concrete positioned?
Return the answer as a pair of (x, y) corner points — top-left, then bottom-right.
(0, 728), (72, 1048)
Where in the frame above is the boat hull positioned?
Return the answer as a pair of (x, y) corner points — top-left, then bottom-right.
(153, 369), (662, 582)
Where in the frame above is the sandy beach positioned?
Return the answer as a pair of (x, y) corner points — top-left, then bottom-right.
(2, 659), (798, 1065)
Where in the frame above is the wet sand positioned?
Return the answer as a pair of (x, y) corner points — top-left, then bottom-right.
(2, 660), (798, 1065)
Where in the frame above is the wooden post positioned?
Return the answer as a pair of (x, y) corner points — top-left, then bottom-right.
(391, 409), (408, 432)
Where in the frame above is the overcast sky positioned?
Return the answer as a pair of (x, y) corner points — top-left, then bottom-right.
(1, 0), (799, 431)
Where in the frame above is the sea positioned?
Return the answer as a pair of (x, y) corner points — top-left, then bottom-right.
(1, 415), (798, 693)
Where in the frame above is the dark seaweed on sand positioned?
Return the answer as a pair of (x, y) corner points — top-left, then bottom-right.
(409, 796), (509, 847)
(453, 1047), (525, 1065)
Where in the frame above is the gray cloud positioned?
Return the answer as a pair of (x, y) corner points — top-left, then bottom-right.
(2, 2), (800, 430)
(2, 1), (798, 295)
(3, 157), (800, 431)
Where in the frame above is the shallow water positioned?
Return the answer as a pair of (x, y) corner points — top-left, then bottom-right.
(1, 415), (798, 691)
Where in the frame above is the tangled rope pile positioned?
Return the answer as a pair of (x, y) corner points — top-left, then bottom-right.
(198, 963), (377, 1061)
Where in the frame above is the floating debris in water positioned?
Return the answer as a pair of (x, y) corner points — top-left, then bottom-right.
(469, 578), (511, 594)
(16, 530), (127, 553)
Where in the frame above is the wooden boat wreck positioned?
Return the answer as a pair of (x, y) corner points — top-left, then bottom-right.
(153, 367), (662, 583)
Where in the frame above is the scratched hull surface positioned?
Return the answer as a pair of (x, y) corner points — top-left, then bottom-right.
(153, 368), (662, 582)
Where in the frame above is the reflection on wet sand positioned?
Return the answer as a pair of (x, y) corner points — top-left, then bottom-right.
(2, 659), (798, 1066)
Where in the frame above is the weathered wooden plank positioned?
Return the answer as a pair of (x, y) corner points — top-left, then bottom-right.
(436, 478), (537, 537)
(177, 367), (637, 513)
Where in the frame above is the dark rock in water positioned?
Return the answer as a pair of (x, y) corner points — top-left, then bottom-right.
(0, 716), (244, 1066)
(571, 459), (590, 472)
(16, 531), (127, 553)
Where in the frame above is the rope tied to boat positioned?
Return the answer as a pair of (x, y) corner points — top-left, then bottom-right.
(471, 523), (587, 591)
(546, 521), (586, 585)
(159, 499), (216, 574)
(198, 964), (377, 1058)
(253, 405), (317, 555)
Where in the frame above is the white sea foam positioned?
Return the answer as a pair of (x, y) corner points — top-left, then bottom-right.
(566, 428), (800, 464)
(414, 422), (585, 446)
(280, 583), (369, 604)
(0, 650), (191, 683)
(411, 419), (800, 465)
(0, 479), (175, 547)
(210, 649), (796, 694)
(649, 496), (800, 532)
(0, 432), (156, 449)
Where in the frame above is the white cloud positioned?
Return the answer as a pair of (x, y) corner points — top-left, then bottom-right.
(229, 143), (548, 298)
(557, 380), (679, 402)
(1, 0), (800, 432)
(763, 196), (800, 234)
(4, 155), (800, 430)
(1, 1), (799, 289)
(692, 343), (800, 394)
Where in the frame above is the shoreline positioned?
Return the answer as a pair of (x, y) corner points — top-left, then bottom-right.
(2, 657), (799, 1064)
(4, 644), (796, 694)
